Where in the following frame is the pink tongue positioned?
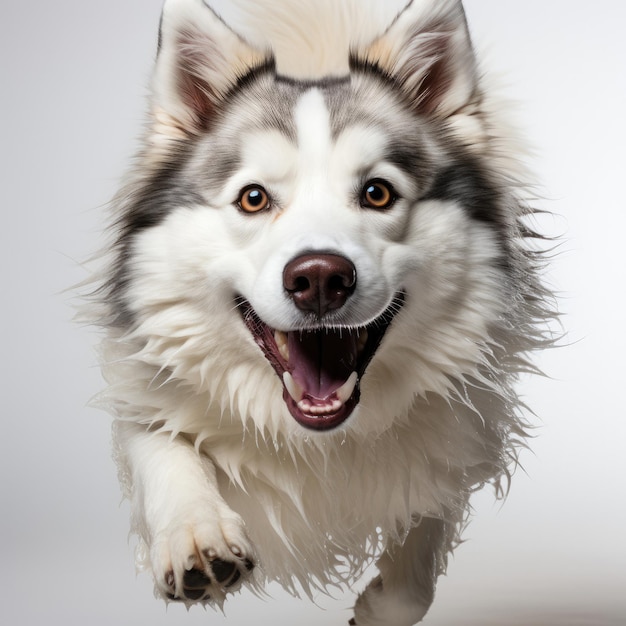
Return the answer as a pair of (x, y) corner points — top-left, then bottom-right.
(287, 329), (357, 399)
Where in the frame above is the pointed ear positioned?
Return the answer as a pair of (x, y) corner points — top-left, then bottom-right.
(152, 0), (270, 134)
(358, 0), (477, 118)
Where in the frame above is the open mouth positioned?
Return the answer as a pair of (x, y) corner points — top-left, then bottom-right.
(238, 294), (404, 431)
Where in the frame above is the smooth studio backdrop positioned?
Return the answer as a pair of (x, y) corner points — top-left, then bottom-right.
(1, 1), (625, 624)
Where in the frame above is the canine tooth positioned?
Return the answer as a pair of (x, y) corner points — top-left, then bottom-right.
(357, 329), (368, 353)
(275, 330), (289, 361)
(336, 371), (358, 403)
(283, 372), (303, 402)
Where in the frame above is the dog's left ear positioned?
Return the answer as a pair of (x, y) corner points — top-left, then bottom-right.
(358, 0), (477, 118)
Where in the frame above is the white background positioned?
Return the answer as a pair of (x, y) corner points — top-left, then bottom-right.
(1, 1), (625, 624)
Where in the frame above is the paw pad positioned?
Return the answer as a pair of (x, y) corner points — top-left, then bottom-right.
(163, 553), (255, 602)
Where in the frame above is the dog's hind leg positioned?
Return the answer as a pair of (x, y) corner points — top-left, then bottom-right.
(351, 516), (452, 626)
(114, 420), (256, 605)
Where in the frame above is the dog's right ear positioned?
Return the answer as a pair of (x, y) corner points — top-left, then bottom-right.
(151, 0), (269, 135)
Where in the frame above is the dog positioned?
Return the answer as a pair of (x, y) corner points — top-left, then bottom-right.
(89, 0), (553, 623)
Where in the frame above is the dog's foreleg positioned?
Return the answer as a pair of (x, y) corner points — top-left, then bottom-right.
(352, 516), (450, 625)
(115, 420), (255, 603)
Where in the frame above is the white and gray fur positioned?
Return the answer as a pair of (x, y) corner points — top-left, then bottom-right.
(88, 0), (554, 624)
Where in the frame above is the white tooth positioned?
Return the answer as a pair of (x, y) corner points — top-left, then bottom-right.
(283, 371), (304, 402)
(275, 330), (289, 361)
(336, 371), (358, 404)
(298, 398), (312, 412)
(357, 329), (368, 353)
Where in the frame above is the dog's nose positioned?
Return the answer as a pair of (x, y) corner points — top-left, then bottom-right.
(283, 253), (357, 316)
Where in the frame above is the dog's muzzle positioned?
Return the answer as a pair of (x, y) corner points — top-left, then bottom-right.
(239, 253), (403, 431)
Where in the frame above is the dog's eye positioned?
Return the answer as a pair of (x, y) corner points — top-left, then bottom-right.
(360, 179), (396, 210)
(237, 185), (271, 213)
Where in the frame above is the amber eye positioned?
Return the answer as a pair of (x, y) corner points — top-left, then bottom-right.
(237, 185), (271, 213)
(360, 179), (396, 210)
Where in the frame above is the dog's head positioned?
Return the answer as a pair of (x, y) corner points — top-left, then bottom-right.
(109, 0), (517, 439)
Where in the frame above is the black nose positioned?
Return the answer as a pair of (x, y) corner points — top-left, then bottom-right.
(283, 253), (357, 316)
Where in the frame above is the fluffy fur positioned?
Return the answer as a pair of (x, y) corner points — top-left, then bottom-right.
(87, 1), (554, 623)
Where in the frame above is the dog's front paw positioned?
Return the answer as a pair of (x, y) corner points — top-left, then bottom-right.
(150, 505), (255, 604)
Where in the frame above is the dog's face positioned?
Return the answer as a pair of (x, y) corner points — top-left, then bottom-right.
(113, 0), (510, 439)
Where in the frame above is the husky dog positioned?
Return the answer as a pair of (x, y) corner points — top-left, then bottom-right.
(91, 0), (552, 623)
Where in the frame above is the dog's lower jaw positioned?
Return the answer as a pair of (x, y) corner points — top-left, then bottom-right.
(282, 373), (360, 430)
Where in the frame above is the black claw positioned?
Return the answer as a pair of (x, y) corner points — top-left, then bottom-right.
(211, 558), (237, 584)
(349, 619), (357, 625)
